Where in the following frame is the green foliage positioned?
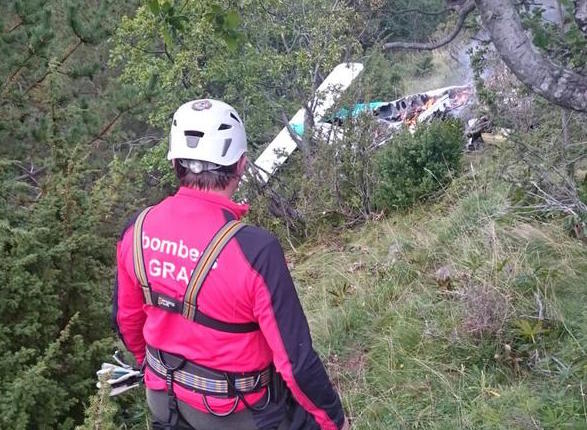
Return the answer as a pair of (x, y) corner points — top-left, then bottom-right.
(0, 0), (477, 426)
(244, 113), (381, 242)
(360, 0), (448, 46)
(346, 49), (404, 102)
(293, 147), (587, 428)
(580, 174), (587, 205)
(110, 0), (361, 157)
(413, 53), (434, 77)
(470, 47), (497, 117)
(203, 4), (243, 50)
(76, 375), (118, 430)
(468, 14), (587, 224)
(0, 1), (150, 427)
(490, 94), (587, 223)
(374, 119), (464, 210)
(522, 2), (587, 71)
(4, 0), (585, 428)
(0, 156), (123, 428)
(513, 319), (548, 344)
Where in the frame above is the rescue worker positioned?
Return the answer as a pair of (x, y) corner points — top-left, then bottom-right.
(113, 99), (349, 430)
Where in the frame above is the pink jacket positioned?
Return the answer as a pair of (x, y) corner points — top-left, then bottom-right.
(114, 187), (345, 429)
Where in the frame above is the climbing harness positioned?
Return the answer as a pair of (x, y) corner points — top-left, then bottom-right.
(132, 207), (273, 426)
(146, 346), (272, 418)
(132, 207), (258, 333)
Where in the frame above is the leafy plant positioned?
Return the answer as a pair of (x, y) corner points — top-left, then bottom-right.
(374, 119), (464, 211)
(513, 319), (548, 344)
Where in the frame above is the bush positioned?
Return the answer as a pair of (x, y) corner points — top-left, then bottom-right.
(243, 114), (380, 243)
(374, 119), (464, 210)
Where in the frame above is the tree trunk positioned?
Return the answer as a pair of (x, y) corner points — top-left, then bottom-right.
(575, 0), (587, 35)
(475, 0), (587, 113)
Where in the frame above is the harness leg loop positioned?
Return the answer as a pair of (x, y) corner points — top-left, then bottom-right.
(157, 350), (186, 430)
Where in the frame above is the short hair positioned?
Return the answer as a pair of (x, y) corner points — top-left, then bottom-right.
(174, 160), (238, 190)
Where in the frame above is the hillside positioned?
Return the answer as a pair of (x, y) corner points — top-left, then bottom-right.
(291, 148), (587, 429)
(2, 1), (586, 428)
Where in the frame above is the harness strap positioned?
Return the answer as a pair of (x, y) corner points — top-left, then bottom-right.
(133, 206), (154, 305)
(182, 220), (245, 321)
(132, 209), (258, 333)
(193, 312), (259, 333)
(146, 346), (272, 398)
(156, 349), (186, 430)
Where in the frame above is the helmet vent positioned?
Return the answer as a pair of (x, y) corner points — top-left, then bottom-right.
(218, 123), (232, 130)
(184, 130), (205, 137)
(221, 138), (232, 156)
(173, 120), (177, 126)
(184, 130), (204, 148)
(229, 112), (241, 123)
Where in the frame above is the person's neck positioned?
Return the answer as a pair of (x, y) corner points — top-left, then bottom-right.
(207, 187), (234, 200)
(187, 185), (235, 200)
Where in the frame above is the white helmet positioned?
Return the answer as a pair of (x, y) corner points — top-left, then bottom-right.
(167, 99), (247, 166)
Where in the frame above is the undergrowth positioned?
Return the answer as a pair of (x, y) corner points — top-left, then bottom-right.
(291, 148), (587, 429)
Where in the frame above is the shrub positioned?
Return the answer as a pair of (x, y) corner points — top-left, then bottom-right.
(374, 119), (464, 210)
(580, 174), (587, 206)
(244, 114), (379, 242)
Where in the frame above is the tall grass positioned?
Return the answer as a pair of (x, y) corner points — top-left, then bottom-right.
(292, 150), (587, 429)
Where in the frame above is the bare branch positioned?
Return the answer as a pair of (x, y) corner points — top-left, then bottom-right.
(258, 0), (280, 18)
(528, 180), (587, 217)
(280, 32), (294, 53)
(14, 162), (46, 185)
(1, 53), (34, 97)
(534, 291), (544, 320)
(394, 8), (449, 17)
(281, 111), (307, 153)
(86, 100), (144, 147)
(4, 19), (22, 34)
(383, 0), (476, 51)
(114, 133), (163, 160)
(164, 43), (175, 64)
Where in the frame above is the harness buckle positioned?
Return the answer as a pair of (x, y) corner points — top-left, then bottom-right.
(165, 371), (175, 394)
(223, 372), (237, 398)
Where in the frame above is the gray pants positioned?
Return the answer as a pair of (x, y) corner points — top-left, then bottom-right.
(147, 389), (292, 430)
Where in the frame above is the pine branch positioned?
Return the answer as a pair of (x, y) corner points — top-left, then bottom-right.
(86, 100), (145, 147)
(24, 38), (83, 95)
(1, 53), (34, 97)
(4, 19), (23, 34)
(383, 0), (476, 51)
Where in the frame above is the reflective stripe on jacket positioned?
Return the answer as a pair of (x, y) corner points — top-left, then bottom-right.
(113, 186), (345, 430)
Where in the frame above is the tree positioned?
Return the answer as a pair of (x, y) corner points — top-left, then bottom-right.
(0, 1), (147, 427)
(573, 0), (587, 34)
(383, 0), (587, 112)
(111, 0), (362, 150)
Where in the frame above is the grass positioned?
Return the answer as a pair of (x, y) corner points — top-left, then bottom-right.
(290, 151), (587, 429)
